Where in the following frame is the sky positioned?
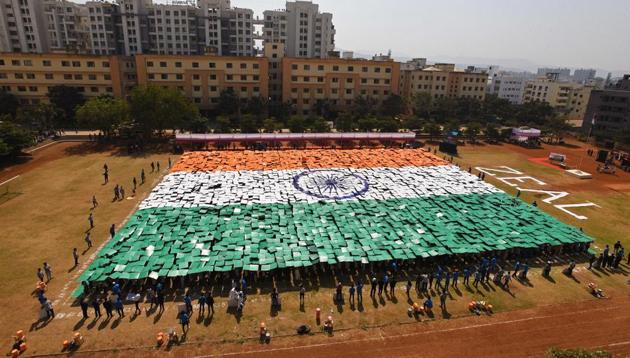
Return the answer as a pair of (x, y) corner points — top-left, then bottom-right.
(73, 0), (630, 75)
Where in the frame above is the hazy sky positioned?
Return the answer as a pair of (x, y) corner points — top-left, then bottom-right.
(74, 0), (630, 74)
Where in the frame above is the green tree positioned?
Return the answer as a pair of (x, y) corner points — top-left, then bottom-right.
(424, 122), (443, 142)
(357, 117), (377, 132)
(311, 118), (331, 132)
(464, 122), (482, 144)
(243, 96), (268, 121)
(613, 129), (630, 150)
(0, 118), (33, 157)
(0, 91), (19, 118)
(239, 114), (258, 133)
(433, 97), (457, 122)
(76, 96), (129, 137)
(216, 88), (240, 116)
(287, 116), (306, 133)
(263, 118), (280, 133)
(547, 347), (611, 358)
(47, 85), (86, 128)
(403, 117), (424, 131)
(378, 117), (400, 132)
(129, 85), (199, 137)
(380, 94), (406, 117)
(213, 116), (232, 133)
(352, 96), (377, 118)
(412, 92), (433, 118)
(314, 99), (338, 120)
(485, 123), (501, 143)
(544, 115), (572, 144)
(15, 103), (61, 135)
(269, 101), (293, 122)
(335, 113), (354, 132)
(185, 117), (209, 133)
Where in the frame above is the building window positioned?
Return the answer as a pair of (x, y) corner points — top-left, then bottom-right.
(160, 61), (167, 67)
(87, 61), (95, 68)
(161, 74), (168, 80)
(193, 74), (200, 80)
(147, 61), (154, 67)
(64, 74), (72, 80)
(348, 66), (354, 72)
(240, 63), (247, 69)
(89, 74), (97, 80)
(42, 60), (51, 67)
(318, 65), (324, 71)
(176, 74), (183, 80)
(45, 74), (53, 80)
(175, 62), (182, 68)
(333, 65), (339, 71)
(72, 61), (81, 67)
(209, 62), (215, 68)
(227, 63), (233, 69)
(102, 61), (110, 68)
(14, 73), (23, 79)
(253, 63), (259, 69)
(291, 64), (298, 70)
(61, 61), (70, 67)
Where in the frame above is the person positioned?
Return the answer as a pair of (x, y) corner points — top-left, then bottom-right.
(370, 276), (377, 297)
(80, 299), (89, 319)
(120, 186), (125, 199)
(406, 279), (412, 297)
(435, 270), (442, 290)
(516, 189), (521, 198)
(133, 298), (141, 315)
(299, 283), (305, 305)
(198, 293), (207, 316)
(602, 245), (610, 268)
(512, 261), (520, 277)
(207, 293), (214, 315)
(184, 293), (193, 314)
(383, 274), (389, 293)
(588, 253), (596, 270)
(564, 261), (576, 276)
(614, 240), (621, 252)
(349, 284), (355, 305)
(439, 291), (447, 312)
(88, 213), (94, 229)
(103, 171), (109, 184)
(85, 232), (92, 249)
(132, 177), (137, 191)
(444, 271), (451, 290)
(43, 262), (52, 282)
(113, 185), (119, 201)
(109, 224), (116, 238)
(428, 272), (434, 289)
(335, 282), (343, 302)
(520, 263), (529, 279)
(141, 169), (146, 184)
(150, 162), (155, 172)
(103, 163), (108, 173)
(37, 268), (45, 282)
(103, 298), (113, 319)
(377, 276), (384, 296)
(532, 201), (537, 207)
(115, 297), (124, 317)
(92, 298), (101, 318)
(542, 261), (552, 277)
(241, 277), (247, 296)
(452, 270), (459, 288)
(179, 311), (189, 334)
(92, 195), (98, 208)
(423, 296), (433, 312)
(44, 300), (55, 319)
(356, 280), (363, 304)
(463, 268), (470, 286)
(168, 157), (172, 168)
(157, 292), (165, 312)
(389, 275), (397, 296)
(73, 248), (79, 267)
(157, 161), (160, 172)
(473, 269), (481, 288)
(503, 272), (512, 289)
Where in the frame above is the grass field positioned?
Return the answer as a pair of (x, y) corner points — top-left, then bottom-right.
(0, 140), (628, 356)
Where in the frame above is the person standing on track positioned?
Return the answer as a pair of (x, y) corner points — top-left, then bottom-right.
(141, 169), (146, 184)
(109, 224), (116, 238)
(88, 212), (94, 229)
(37, 268), (45, 282)
(85, 232), (92, 249)
(92, 195), (98, 208)
(72, 248), (79, 267)
(44, 262), (52, 282)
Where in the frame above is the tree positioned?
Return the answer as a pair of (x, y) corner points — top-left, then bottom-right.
(335, 113), (354, 132)
(287, 116), (306, 133)
(47, 85), (85, 128)
(352, 96), (377, 118)
(357, 117), (377, 132)
(464, 122), (482, 144)
(613, 129), (630, 151)
(433, 97), (457, 122)
(76, 96), (129, 137)
(485, 123), (501, 143)
(239, 114), (258, 133)
(0, 91), (19, 118)
(129, 85), (199, 137)
(424, 122), (443, 142)
(412, 92), (433, 118)
(314, 99), (338, 120)
(263, 118), (280, 133)
(269, 101), (293, 122)
(310, 118), (331, 132)
(0, 118), (33, 157)
(378, 117), (400, 132)
(185, 117), (209, 133)
(15, 103), (61, 135)
(547, 347), (611, 358)
(243, 96), (268, 121)
(213, 116), (232, 133)
(380, 94), (406, 117)
(544, 115), (571, 144)
(216, 88), (240, 116)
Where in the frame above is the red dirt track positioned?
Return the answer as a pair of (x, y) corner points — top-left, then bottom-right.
(0, 141), (84, 182)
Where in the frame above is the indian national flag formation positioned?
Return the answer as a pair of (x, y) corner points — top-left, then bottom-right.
(78, 149), (591, 285)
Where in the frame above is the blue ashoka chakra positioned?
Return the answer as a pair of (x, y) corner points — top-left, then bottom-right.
(292, 169), (369, 200)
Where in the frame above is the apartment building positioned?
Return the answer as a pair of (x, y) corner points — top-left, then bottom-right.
(264, 42), (285, 103)
(537, 67), (571, 81)
(262, 1), (335, 58)
(523, 77), (593, 125)
(487, 72), (532, 104)
(135, 54), (268, 109)
(0, 0), (49, 53)
(581, 75), (630, 142)
(0, 52), (136, 105)
(282, 57), (400, 116)
(400, 63), (488, 102)
(44, 0), (91, 53)
(85, 0), (121, 55)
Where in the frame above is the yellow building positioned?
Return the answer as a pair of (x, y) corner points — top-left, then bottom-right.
(282, 57), (401, 116)
(400, 63), (488, 102)
(0, 52), (135, 105)
(135, 55), (269, 110)
(524, 78), (593, 126)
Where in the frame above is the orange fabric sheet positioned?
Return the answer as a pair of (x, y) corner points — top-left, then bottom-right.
(171, 149), (449, 172)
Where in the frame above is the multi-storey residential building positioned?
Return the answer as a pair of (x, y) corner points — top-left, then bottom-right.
(44, 0), (91, 53)
(537, 67), (571, 81)
(262, 1), (334, 58)
(400, 63), (488, 102)
(85, 0), (121, 55)
(218, 6), (254, 56)
(524, 77), (593, 125)
(264, 41), (285, 103)
(487, 72), (533, 104)
(0, 52), (136, 105)
(572, 68), (596, 84)
(118, 0), (150, 55)
(0, 0), (49, 53)
(135, 54), (268, 110)
(282, 57), (400, 116)
(581, 75), (630, 142)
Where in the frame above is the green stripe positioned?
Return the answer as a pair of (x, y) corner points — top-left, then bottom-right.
(78, 193), (591, 286)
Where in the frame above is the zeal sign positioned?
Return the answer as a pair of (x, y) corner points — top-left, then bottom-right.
(475, 166), (600, 220)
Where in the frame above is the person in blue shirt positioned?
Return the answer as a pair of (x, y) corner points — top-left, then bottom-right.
(349, 284), (355, 305)
(452, 270), (459, 288)
(356, 280), (363, 304)
(435, 271), (442, 289)
(512, 261), (521, 278)
(184, 293), (193, 314)
(423, 296), (433, 311)
(520, 263), (529, 279)
(112, 282), (121, 295)
(198, 294), (207, 316)
(444, 271), (451, 291)
(179, 312), (190, 334)
(115, 297), (124, 317)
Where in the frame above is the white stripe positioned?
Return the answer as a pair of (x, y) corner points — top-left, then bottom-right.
(140, 165), (502, 209)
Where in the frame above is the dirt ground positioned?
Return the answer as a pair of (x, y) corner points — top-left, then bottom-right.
(0, 142), (84, 183)
(1, 139), (629, 357)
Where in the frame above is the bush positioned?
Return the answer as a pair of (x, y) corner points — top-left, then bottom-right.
(547, 347), (611, 358)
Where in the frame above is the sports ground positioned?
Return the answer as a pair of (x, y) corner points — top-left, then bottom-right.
(0, 139), (629, 357)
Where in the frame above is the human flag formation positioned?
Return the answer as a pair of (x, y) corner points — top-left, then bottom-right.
(76, 149), (591, 292)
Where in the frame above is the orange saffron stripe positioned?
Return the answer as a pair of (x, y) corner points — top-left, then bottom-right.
(171, 149), (449, 172)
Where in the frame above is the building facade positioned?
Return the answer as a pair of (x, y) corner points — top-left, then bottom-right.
(263, 1), (335, 58)
(400, 63), (488, 102)
(572, 68), (596, 84)
(0, 0), (49, 53)
(0, 52), (135, 105)
(135, 54), (268, 110)
(537, 67), (571, 81)
(487, 72), (532, 104)
(581, 75), (630, 141)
